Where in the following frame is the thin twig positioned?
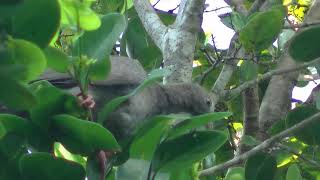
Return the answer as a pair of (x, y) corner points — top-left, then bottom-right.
(199, 112), (320, 176)
(205, 6), (230, 12)
(225, 57), (320, 99)
(152, 0), (161, 7)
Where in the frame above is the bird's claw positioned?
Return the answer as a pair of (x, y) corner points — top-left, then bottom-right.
(77, 93), (95, 109)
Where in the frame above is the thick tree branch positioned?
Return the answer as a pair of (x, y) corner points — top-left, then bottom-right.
(173, 0), (206, 32)
(258, 0), (320, 140)
(226, 57), (320, 99)
(238, 85), (260, 154)
(162, 0), (206, 83)
(134, 0), (168, 49)
(199, 112), (320, 176)
(210, 36), (243, 109)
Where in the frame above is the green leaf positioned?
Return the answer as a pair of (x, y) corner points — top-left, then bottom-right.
(285, 105), (320, 145)
(30, 85), (82, 129)
(19, 152), (85, 180)
(44, 47), (70, 73)
(240, 61), (258, 81)
(239, 6), (285, 52)
(53, 114), (120, 155)
(6, 38), (47, 82)
(286, 164), (302, 180)
(289, 25), (320, 62)
(54, 142), (86, 167)
(12, 0), (61, 48)
(98, 68), (170, 124)
(225, 167), (245, 180)
(73, 13), (127, 80)
(130, 115), (181, 160)
(167, 112), (232, 139)
(267, 119), (286, 135)
(121, 16), (162, 71)
(220, 12), (246, 31)
(0, 114), (30, 158)
(0, 76), (37, 110)
(0, 0), (23, 18)
(240, 135), (260, 147)
(245, 152), (277, 180)
(152, 131), (227, 172)
(59, 0), (101, 31)
(116, 159), (169, 180)
(0, 114), (30, 138)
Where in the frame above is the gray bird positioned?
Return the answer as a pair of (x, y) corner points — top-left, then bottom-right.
(37, 56), (212, 144)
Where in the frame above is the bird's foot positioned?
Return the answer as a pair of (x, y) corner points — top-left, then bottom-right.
(77, 93), (95, 109)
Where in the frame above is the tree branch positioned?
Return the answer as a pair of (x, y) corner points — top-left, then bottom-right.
(226, 57), (320, 99)
(258, 0), (320, 140)
(199, 112), (320, 176)
(134, 0), (168, 49)
(173, 0), (206, 32)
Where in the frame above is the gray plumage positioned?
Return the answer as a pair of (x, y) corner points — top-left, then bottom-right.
(90, 83), (211, 142)
(27, 56), (212, 144)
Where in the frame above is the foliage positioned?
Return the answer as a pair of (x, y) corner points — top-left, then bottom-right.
(0, 0), (320, 180)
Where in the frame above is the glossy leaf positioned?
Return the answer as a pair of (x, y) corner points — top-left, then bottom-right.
(54, 142), (86, 167)
(53, 114), (120, 155)
(0, 76), (37, 110)
(19, 152), (85, 180)
(12, 0), (61, 48)
(167, 112), (232, 139)
(239, 6), (285, 52)
(44, 47), (70, 73)
(286, 164), (302, 180)
(73, 13), (126, 80)
(245, 152), (277, 180)
(121, 16), (162, 71)
(0, 114), (30, 137)
(30, 85), (82, 129)
(152, 131), (227, 172)
(225, 167), (245, 180)
(6, 38), (46, 82)
(289, 25), (320, 62)
(130, 115), (183, 160)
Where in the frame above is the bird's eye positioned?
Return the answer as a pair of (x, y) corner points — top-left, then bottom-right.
(205, 98), (211, 106)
